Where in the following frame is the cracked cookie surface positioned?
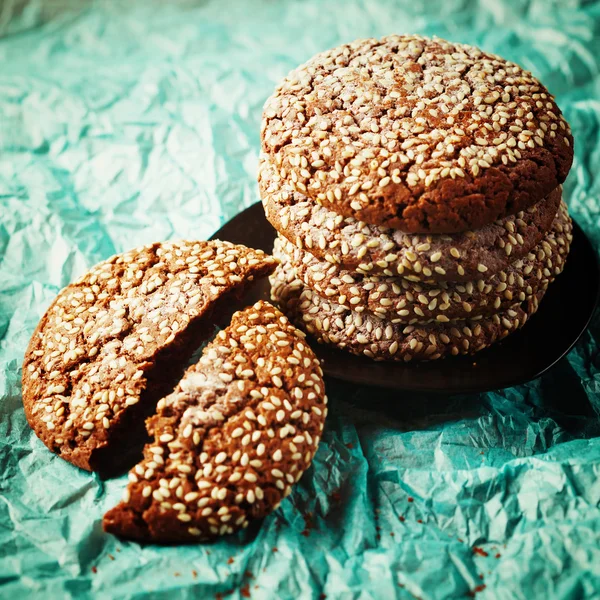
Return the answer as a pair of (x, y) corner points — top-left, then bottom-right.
(22, 241), (277, 472)
(103, 301), (327, 543)
(260, 35), (573, 233)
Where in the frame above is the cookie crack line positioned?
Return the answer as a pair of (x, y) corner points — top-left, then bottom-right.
(31, 301), (139, 432)
(153, 375), (309, 467)
(22, 240), (278, 474)
(29, 250), (170, 423)
(260, 34), (573, 233)
(129, 391), (276, 540)
(134, 380), (308, 540)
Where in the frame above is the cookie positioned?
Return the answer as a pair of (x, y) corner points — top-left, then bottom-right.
(263, 178), (563, 282)
(271, 267), (546, 361)
(273, 204), (572, 323)
(22, 241), (277, 474)
(260, 35), (573, 233)
(103, 301), (327, 543)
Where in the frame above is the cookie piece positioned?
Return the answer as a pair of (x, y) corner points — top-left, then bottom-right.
(260, 35), (573, 233)
(273, 204), (572, 323)
(271, 266), (548, 361)
(103, 301), (327, 543)
(263, 179), (562, 282)
(22, 241), (277, 474)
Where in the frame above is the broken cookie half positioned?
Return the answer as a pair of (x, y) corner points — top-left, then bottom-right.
(22, 240), (277, 474)
(103, 300), (327, 542)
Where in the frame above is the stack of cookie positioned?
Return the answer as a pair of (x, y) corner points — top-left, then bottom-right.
(260, 35), (574, 362)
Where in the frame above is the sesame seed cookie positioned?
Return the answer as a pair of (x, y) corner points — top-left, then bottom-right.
(271, 268), (546, 362)
(103, 301), (327, 543)
(260, 35), (573, 233)
(273, 203), (572, 323)
(262, 177), (562, 283)
(22, 241), (277, 474)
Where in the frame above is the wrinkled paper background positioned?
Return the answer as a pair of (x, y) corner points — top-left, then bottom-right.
(1, 1), (600, 598)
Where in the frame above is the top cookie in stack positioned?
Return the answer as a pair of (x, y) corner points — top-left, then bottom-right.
(260, 35), (572, 234)
(260, 35), (574, 362)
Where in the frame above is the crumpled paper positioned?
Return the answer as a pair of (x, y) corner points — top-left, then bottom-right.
(1, 1), (600, 598)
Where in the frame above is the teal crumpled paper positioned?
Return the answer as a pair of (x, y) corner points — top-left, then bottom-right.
(1, 1), (600, 598)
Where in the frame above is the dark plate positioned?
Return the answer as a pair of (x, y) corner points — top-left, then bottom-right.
(211, 202), (599, 394)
